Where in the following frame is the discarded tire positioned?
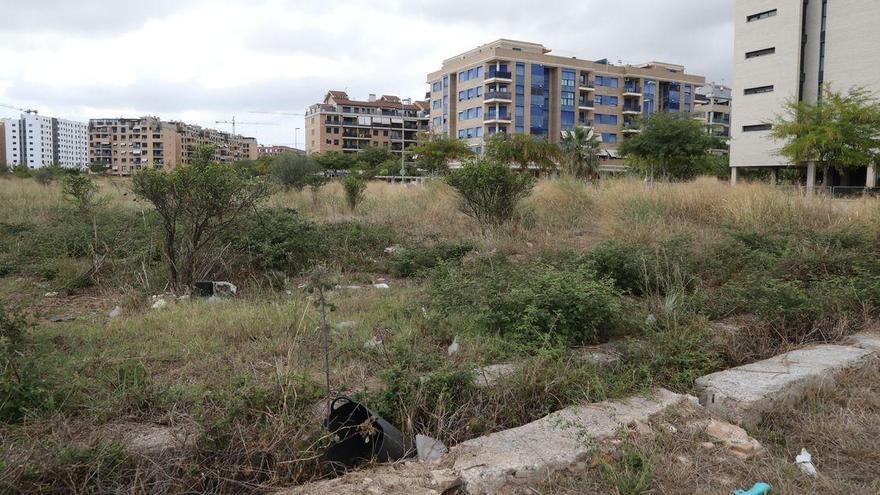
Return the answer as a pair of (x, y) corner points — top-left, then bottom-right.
(324, 396), (406, 469)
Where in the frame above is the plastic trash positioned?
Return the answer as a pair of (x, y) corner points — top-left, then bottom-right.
(324, 397), (407, 470)
(447, 336), (460, 356)
(732, 482), (771, 495)
(796, 448), (818, 477)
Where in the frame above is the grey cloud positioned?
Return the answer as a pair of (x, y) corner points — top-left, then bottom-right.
(0, 0), (193, 35)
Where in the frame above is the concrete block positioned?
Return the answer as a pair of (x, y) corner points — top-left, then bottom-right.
(450, 389), (686, 494)
(847, 332), (880, 353)
(694, 344), (874, 427)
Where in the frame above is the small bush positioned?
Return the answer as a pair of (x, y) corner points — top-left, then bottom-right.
(341, 175), (367, 211)
(430, 256), (623, 346)
(386, 241), (475, 278)
(222, 208), (323, 276)
(269, 154), (319, 191)
(445, 160), (535, 229)
(61, 174), (101, 213)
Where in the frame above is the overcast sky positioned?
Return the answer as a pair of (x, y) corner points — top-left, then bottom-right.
(0, 0), (734, 147)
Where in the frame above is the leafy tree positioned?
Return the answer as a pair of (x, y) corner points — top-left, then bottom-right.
(770, 86), (880, 174)
(341, 174), (367, 211)
(618, 113), (721, 181)
(484, 133), (560, 172)
(313, 151), (359, 171)
(131, 148), (271, 291)
(305, 173), (330, 204)
(269, 154), (319, 191)
(445, 159), (535, 230)
(559, 126), (602, 181)
(355, 145), (395, 172)
(410, 134), (474, 175)
(61, 174), (101, 213)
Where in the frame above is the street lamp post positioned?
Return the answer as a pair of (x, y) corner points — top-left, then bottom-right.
(294, 127), (301, 150)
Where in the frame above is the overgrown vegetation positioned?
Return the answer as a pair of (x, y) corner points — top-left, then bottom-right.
(1, 173), (879, 493)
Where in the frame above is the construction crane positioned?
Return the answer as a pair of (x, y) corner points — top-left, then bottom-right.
(0, 103), (38, 114)
(248, 110), (306, 149)
(214, 116), (278, 135)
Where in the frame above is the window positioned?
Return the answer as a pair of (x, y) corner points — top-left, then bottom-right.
(433, 117), (441, 128)
(595, 95), (619, 106)
(595, 75), (619, 88)
(601, 133), (618, 144)
(595, 114), (618, 125)
(744, 85), (774, 95)
(743, 124), (772, 132)
(747, 9), (777, 22)
(432, 82), (442, 92)
(745, 47), (775, 59)
(458, 66), (484, 83)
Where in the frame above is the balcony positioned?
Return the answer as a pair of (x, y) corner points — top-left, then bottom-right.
(622, 104), (642, 115)
(484, 112), (511, 124)
(484, 91), (513, 103)
(485, 70), (513, 82)
(579, 79), (595, 91)
(623, 85), (642, 96)
(577, 119), (593, 127)
(578, 99), (595, 110)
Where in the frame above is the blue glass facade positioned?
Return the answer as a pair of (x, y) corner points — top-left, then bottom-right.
(595, 75), (619, 88)
(643, 79), (656, 115)
(515, 63), (525, 133)
(442, 75), (449, 133)
(561, 69), (576, 131)
(662, 82), (680, 112)
(595, 113), (618, 125)
(530, 64), (549, 136)
(595, 95), (619, 107)
(684, 84), (692, 113)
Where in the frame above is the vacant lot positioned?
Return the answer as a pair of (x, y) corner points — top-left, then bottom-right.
(1, 175), (879, 493)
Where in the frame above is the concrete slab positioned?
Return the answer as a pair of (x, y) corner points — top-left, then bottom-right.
(473, 364), (517, 388)
(694, 344), (875, 427)
(847, 332), (880, 353)
(450, 389), (686, 494)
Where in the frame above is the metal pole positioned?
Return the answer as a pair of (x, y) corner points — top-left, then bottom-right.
(295, 127), (301, 150)
(399, 102), (406, 181)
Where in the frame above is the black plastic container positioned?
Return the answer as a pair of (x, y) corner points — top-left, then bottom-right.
(324, 397), (406, 469)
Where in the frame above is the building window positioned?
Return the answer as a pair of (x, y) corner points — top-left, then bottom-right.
(595, 95), (619, 107)
(595, 114), (618, 125)
(743, 124), (772, 132)
(745, 47), (775, 59)
(601, 133), (618, 144)
(747, 9), (777, 22)
(595, 75), (619, 88)
(433, 99), (442, 109)
(744, 85), (775, 95)
(432, 82), (442, 92)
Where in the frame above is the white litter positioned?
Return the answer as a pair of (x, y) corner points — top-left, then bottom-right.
(795, 448), (817, 477)
(447, 336), (460, 356)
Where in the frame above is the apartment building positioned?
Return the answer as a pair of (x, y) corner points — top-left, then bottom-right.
(427, 39), (706, 165)
(694, 83), (732, 154)
(89, 117), (259, 175)
(305, 91), (430, 155)
(731, 0), (880, 187)
(258, 145), (305, 157)
(1, 112), (88, 169)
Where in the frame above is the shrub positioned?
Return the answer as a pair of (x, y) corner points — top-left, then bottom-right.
(61, 174), (100, 213)
(445, 160), (535, 229)
(0, 303), (55, 423)
(269, 154), (319, 191)
(386, 241), (474, 278)
(32, 167), (56, 185)
(222, 208), (323, 276)
(319, 221), (397, 272)
(583, 238), (696, 297)
(430, 256), (623, 346)
(341, 175), (367, 211)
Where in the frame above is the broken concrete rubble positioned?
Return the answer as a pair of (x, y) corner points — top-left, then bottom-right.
(695, 344), (875, 427)
(473, 363), (516, 388)
(416, 434), (448, 462)
(847, 331), (880, 353)
(705, 419), (764, 460)
(451, 389), (687, 494)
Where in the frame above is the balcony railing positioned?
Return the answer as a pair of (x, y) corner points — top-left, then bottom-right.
(622, 104), (642, 113)
(578, 99), (595, 107)
(486, 70), (512, 80)
(579, 79), (595, 88)
(624, 85), (642, 94)
(484, 91), (512, 101)
(485, 112), (511, 121)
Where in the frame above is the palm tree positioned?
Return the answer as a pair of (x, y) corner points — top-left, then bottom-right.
(560, 126), (602, 181)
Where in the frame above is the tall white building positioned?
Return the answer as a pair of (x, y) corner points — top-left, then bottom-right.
(1, 112), (88, 169)
(730, 0), (880, 188)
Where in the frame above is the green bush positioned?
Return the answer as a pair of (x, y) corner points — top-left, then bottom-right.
(319, 221), (397, 272)
(269, 154), (319, 191)
(0, 304), (55, 423)
(386, 241), (474, 278)
(61, 174), (101, 213)
(222, 208), (323, 276)
(341, 175), (367, 211)
(445, 160), (535, 229)
(583, 238), (696, 297)
(430, 256), (623, 346)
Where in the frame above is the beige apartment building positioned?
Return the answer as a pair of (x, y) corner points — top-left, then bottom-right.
(305, 91), (430, 155)
(89, 117), (258, 175)
(258, 145), (305, 157)
(694, 83), (732, 154)
(427, 39), (706, 165)
(731, 0), (880, 188)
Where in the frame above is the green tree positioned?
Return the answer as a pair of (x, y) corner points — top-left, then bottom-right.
(484, 133), (560, 173)
(445, 159), (535, 230)
(313, 151), (359, 171)
(559, 126), (603, 181)
(89, 162), (109, 174)
(770, 86), (880, 175)
(61, 174), (101, 213)
(341, 174), (367, 211)
(410, 133), (474, 175)
(305, 173), (330, 204)
(131, 149), (271, 291)
(269, 154), (319, 191)
(618, 113), (721, 181)
(355, 145), (395, 172)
